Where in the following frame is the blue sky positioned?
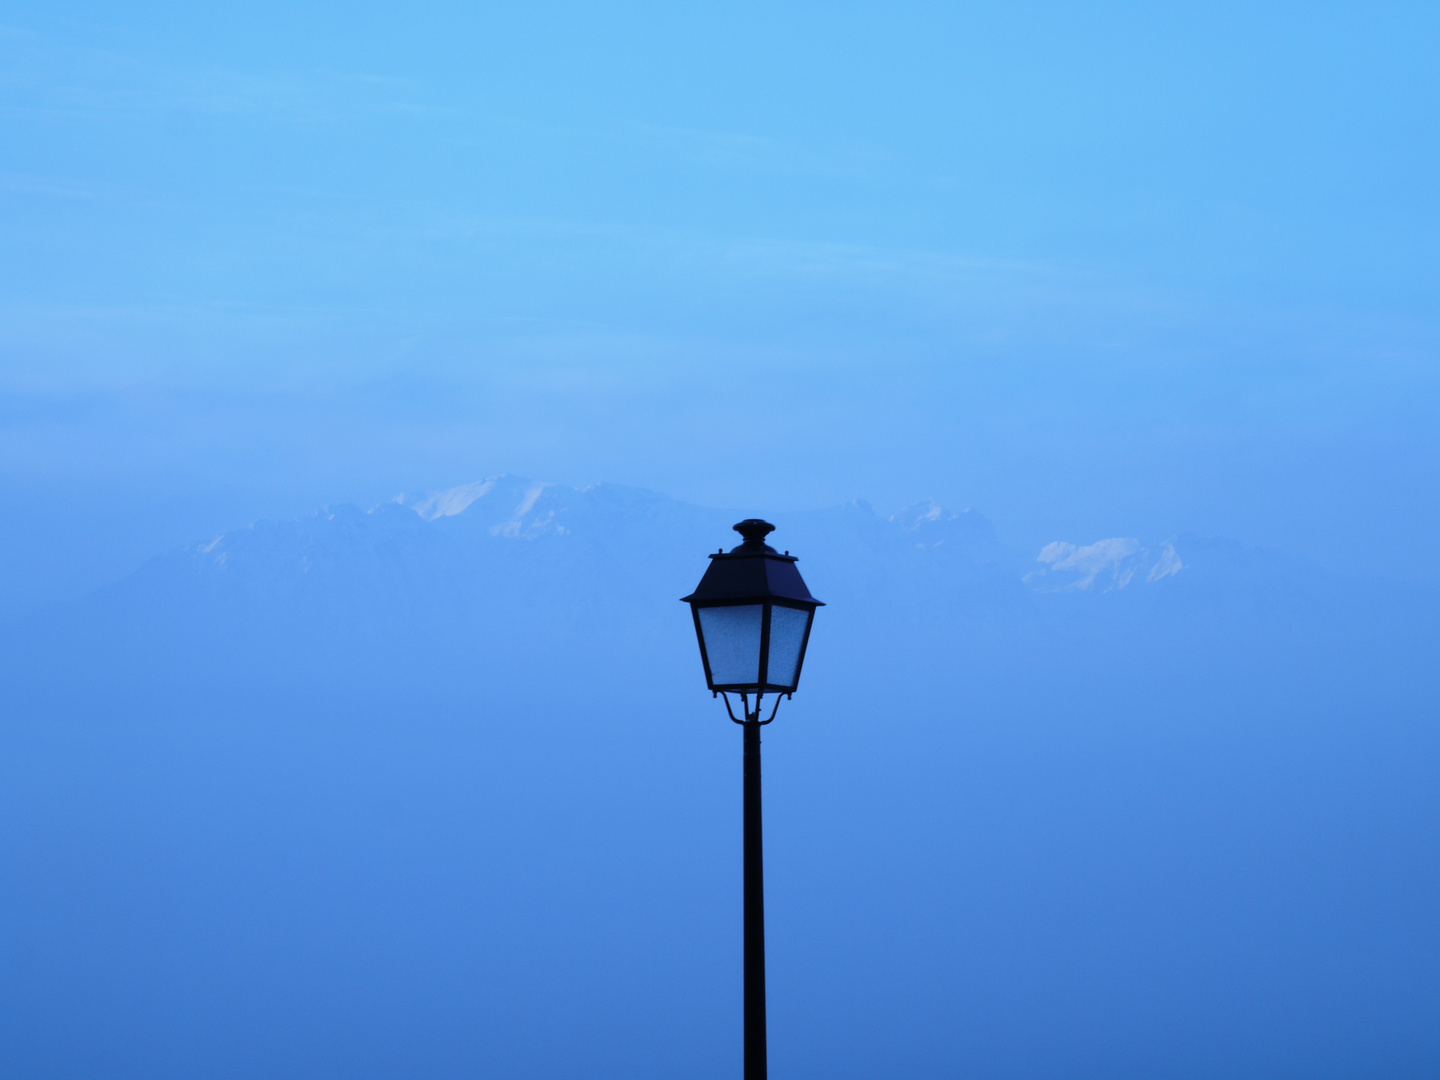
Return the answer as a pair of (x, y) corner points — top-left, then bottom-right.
(2, 1), (1438, 610)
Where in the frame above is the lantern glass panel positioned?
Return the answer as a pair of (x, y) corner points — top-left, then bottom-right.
(764, 604), (811, 689)
(698, 604), (764, 686)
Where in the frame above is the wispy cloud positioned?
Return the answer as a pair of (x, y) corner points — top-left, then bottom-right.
(0, 25), (428, 123)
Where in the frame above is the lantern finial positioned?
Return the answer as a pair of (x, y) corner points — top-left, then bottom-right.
(732, 519), (776, 552)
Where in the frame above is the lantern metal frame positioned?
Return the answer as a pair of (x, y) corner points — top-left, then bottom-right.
(688, 597), (818, 695)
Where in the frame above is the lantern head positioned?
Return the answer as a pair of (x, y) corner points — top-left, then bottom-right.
(682, 519), (823, 696)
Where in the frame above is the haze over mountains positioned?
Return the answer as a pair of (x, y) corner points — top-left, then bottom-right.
(2, 477), (1436, 1079)
(27, 473), (1269, 637)
(22, 472), (1409, 692)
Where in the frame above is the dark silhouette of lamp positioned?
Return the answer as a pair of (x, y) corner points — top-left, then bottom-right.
(682, 518), (823, 1080)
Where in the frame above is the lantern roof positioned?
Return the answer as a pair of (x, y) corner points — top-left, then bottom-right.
(681, 519), (824, 606)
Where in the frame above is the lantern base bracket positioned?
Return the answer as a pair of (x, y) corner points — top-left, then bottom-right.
(716, 690), (789, 725)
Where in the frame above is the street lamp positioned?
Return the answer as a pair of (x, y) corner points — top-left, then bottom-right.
(682, 518), (823, 1080)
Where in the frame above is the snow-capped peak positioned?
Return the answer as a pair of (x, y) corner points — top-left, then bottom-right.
(889, 499), (996, 548)
(397, 475), (572, 538)
(406, 476), (555, 523)
(1026, 538), (1185, 592)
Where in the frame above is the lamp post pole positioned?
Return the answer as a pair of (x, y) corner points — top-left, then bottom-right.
(743, 716), (767, 1080)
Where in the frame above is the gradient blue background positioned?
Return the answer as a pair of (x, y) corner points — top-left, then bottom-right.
(2, 5), (1439, 1078)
